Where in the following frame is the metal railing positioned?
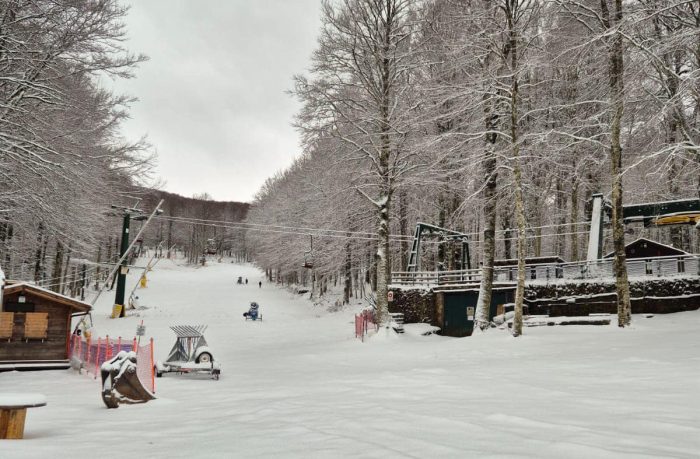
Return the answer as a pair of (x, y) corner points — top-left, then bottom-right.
(390, 254), (700, 287)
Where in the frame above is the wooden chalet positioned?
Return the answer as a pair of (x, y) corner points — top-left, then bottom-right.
(0, 282), (91, 371)
(604, 237), (688, 259)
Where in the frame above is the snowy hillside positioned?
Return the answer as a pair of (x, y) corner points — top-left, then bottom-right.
(1, 259), (699, 458)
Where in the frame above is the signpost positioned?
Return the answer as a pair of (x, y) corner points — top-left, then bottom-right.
(136, 321), (146, 346)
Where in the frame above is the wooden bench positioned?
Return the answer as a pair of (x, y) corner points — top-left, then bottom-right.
(0, 393), (47, 439)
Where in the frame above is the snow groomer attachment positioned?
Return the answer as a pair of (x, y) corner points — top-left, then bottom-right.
(100, 351), (156, 409)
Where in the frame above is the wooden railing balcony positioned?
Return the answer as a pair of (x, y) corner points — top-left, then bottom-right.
(390, 254), (700, 288)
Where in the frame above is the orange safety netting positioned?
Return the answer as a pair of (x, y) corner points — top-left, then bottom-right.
(70, 334), (155, 394)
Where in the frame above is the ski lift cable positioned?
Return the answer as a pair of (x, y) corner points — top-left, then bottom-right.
(157, 216), (383, 242)
(33, 264), (101, 287)
(91, 199), (164, 307)
(155, 215), (593, 245)
(36, 269), (101, 290)
(157, 215), (405, 239)
(157, 215), (590, 243)
(28, 253), (153, 287)
(157, 214), (593, 241)
(158, 214), (591, 238)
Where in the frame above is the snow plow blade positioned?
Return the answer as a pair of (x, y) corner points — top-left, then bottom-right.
(101, 351), (155, 409)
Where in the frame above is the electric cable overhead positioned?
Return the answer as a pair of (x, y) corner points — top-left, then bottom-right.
(155, 215), (593, 244)
(157, 214), (591, 239)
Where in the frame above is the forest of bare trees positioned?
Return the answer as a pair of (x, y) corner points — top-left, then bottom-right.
(0, 1), (152, 288)
(246, 0), (700, 327)
(2, 0), (698, 327)
(0, 1), (251, 296)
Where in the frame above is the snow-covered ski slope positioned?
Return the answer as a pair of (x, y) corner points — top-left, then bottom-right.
(2, 259), (699, 458)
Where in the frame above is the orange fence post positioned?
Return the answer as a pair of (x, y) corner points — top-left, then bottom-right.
(133, 337), (137, 354)
(150, 337), (155, 394)
(105, 335), (111, 360)
(85, 335), (91, 366)
(94, 337), (101, 379)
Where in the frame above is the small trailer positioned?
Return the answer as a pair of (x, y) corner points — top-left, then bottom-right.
(155, 325), (220, 380)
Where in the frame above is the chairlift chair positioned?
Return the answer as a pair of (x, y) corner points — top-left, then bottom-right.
(302, 235), (314, 269)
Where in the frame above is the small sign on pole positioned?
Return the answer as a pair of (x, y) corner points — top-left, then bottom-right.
(136, 320), (146, 347)
(466, 306), (475, 320)
(387, 291), (394, 302)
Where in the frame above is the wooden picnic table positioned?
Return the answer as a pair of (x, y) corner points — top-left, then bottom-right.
(0, 393), (47, 439)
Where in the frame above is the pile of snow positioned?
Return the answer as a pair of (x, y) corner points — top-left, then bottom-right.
(0, 393), (47, 407)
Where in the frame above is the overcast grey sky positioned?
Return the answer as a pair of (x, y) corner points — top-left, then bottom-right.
(113, 1), (321, 203)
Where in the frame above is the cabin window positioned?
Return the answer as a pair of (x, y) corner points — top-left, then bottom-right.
(0, 312), (13, 340)
(4, 302), (35, 313)
(24, 312), (49, 340)
(555, 266), (564, 279)
(677, 259), (685, 273)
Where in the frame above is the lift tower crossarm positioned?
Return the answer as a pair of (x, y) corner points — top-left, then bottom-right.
(406, 222), (471, 272)
(621, 199), (700, 225)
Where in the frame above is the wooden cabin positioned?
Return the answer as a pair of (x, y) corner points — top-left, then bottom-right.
(604, 237), (688, 259)
(0, 282), (91, 370)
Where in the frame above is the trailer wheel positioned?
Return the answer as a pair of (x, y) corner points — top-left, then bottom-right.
(196, 352), (212, 364)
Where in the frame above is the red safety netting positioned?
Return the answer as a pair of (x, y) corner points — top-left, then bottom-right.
(354, 309), (378, 342)
(135, 339), (155, 393)
(70, 334), (155, 394)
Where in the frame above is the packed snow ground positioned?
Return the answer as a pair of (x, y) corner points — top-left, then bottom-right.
(2, 258), (699, 458)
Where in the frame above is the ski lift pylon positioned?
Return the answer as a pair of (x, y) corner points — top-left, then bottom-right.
(302, 235), (314, 269)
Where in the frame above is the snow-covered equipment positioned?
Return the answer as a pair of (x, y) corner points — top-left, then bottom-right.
(100, 351), (155, 409)
(243, 302), (262, 321)
(155, 325), (221, 380)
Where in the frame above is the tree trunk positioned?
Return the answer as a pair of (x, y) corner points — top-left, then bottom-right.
(33, 222), (44, 282)
(507, 5), (526, 337)
(344, 236), (352, 304)
(61, 245), (72, 295)
(501, 209), (513, 260)
(95, 244), (102, 289)
(570, 180), (580, 261)
(603, 0), (632, 327)
(475, 96), (499, 331)
(51, 241), (64, 293)
(399, 190), (409, 270)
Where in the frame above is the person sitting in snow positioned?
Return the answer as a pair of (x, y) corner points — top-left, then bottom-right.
(243, 302), (260, 320)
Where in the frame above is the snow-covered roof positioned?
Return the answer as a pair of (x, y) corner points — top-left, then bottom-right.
(494, 256), (566, 266)
(2, 282), (91, 312)
(603, 237), (689, 258)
